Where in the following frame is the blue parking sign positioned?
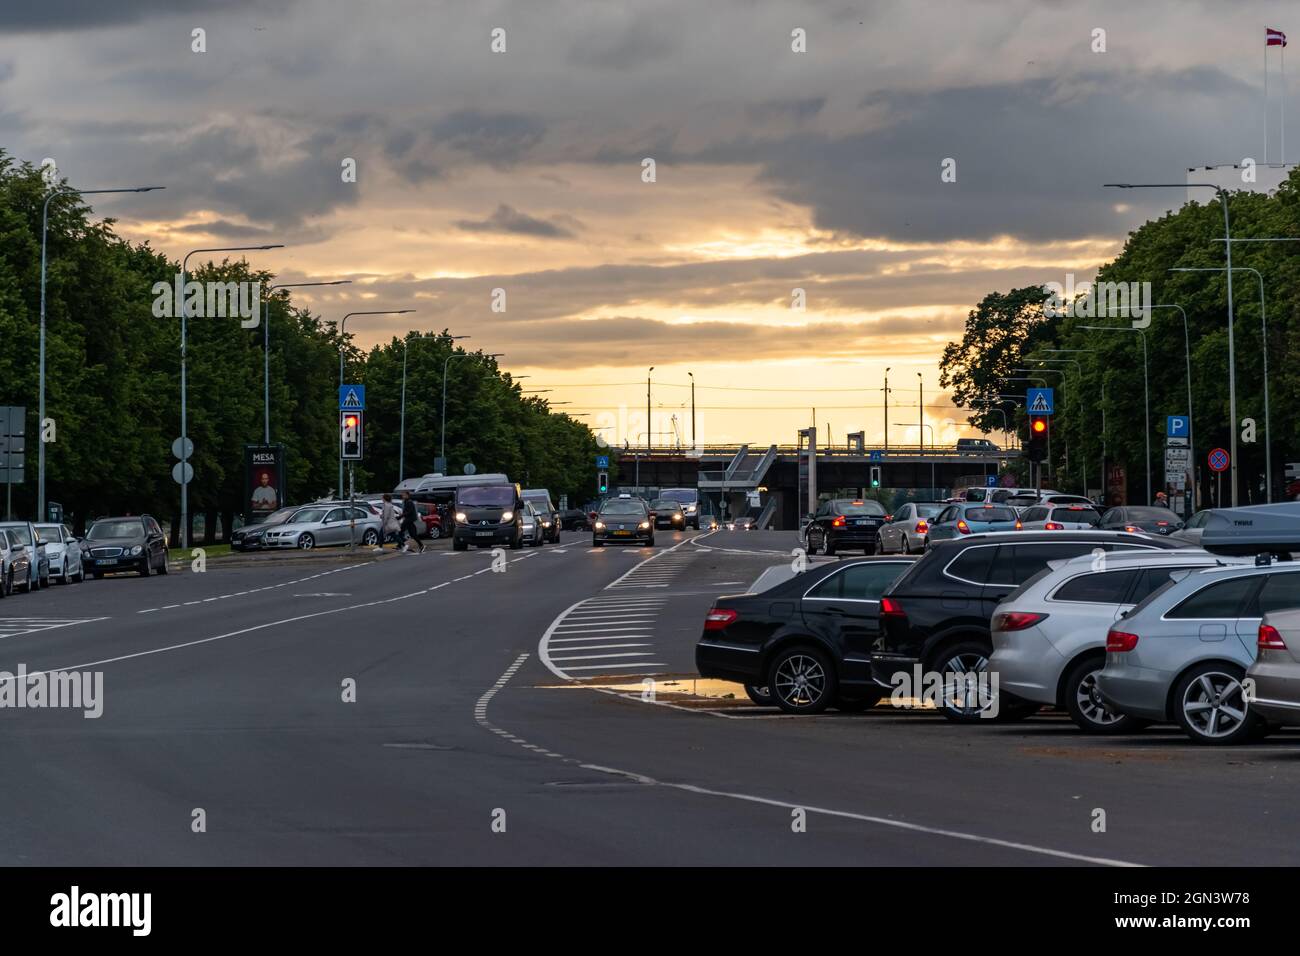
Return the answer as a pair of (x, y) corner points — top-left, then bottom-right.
(1166, 415), (1189, 438)
(986, 475), (997, 487)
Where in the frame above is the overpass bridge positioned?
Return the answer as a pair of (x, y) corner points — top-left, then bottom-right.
(615, 442), (1021, 530)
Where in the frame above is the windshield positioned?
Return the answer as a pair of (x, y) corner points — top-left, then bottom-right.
(601, 500), (647, 515)
(964, 506), (1017, 522)
(522, 493), (550, 507)
(256, 507), (300, 525)
(1051, 507), (1100, 525)
(35, 524), (65, 542)
(287, 507), (330, 524)
(1127, 507), (1177, 521)
(916, 504), (945, 517)
(658, 489), (698, 505)
(651, 499), (681, 510)
(87, 520), (141, 540)
(1, 526), (33, 545)
(459, 486), (516, 507)
(838, 500), (886, 516)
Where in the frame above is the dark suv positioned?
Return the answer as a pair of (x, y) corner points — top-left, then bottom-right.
(452, 483), (525, 551)
(83, 514), (169, 578)
(870, 531), (1179, 721)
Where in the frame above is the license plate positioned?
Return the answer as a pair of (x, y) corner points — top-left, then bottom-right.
(101, 558), (118, 565)
(855, 519), (869, 525)
(475, 531), (493, 537)
(614, 530), (631, 536)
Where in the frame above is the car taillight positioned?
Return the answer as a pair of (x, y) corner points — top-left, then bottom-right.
(880, 597), (905, 617)
(704, 608), (738, 631)
(1014, 520), (1023, 530)
(1156, 521), (1169, 527)
(993, 611), (1048, 631)
(1044, 521), (1064, 530)
(915, 520), (928, 534)
(956, 519), (971, 534)
(1106, 629), (1139, 652)
(1259, 623), (1288, 650)
(832, 516), (846, 527)
(1123, 525), (1139, 533)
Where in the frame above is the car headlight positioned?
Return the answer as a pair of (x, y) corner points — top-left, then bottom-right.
(455, 512), (467, 522)
(542, 520), (551, 527)
(501, 511), (514, 522)
(686, 504), (696, 513)
(638, 521), (650, 529)
(594, 521), (605, 530)
(130, 545), (143, 556)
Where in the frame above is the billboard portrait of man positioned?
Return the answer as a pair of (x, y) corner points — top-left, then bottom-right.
(244, 444), (286, 519)
(250, 469), (279, 513)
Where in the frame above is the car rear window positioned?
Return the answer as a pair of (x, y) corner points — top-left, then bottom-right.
(964, 506), (1016, 522)
(916, 504), (944, 517)
(1248, 570), (1300, 616)
(1128, 566), (1198, 604)
(807, 562), (909, 600)
(839, 501), (887, 516)
(1053, 569), (1139, 604)
(1050, 507), (1101, 525)
(945, 545), (998, 583)
(1010, 543), (1102, 585)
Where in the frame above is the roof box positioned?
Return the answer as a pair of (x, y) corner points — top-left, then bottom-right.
(1200, 503), (1300, 555)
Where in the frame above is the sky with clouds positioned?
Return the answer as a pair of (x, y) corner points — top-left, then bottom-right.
(1, 0), (1291, 448)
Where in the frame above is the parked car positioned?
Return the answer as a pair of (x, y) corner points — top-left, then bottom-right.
(697, 556), (917, 714)
(925, 503), (1020, 544)
(1016, 503), (1102, 530)
(1246, 608), (1300, 728)
(871, 531), (1180, 721)
(522, 489), (562, 543)
(804, 499), (888, 555)
(0, 521), (51, 589)
(991, 549), (1240, 733)
(231, 505), (303, 551)
(262, 505), (381, 550)
(558, 508), (590, 531)
(955, 438), (999, 454)
(1169, 509), (1212, 546)
(592, 496), (654, 547)
(1097, 561), (1300, 744)
(650, 498), (687, 531)
(35, 523), (83, 584)
(0, 529), (31, 596)
(876, 502), (945, 554)
(520, 501), (547, 548)
(82, 515), (169, 578)
(417, 503), (445, 540)
(453, 482), (526, 551)
(1099, 505), (1183, 535)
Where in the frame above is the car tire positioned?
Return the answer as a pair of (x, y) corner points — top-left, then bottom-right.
(1062, 657), (1149, 734)
(92, 572), (103, 581)
(592, 538), (603, 548)
(1173, 661), (1259, 746)
(453, 537), (468, 551)
(835, 690), (884, 712)
(139, 556), (151, 577)
(647, 534), (655, 547)
(933, 641), (1000, 723)
(510, 531), (524, 550)
(427, 525), (441, 540)
(298, 533), (315, 550)
(822, 536), (836, 557)
(158, 552), (169, 575)
(0, 569), (7, 598)
(875, 533), (888, 554)
(744, 685), (774, 706)
(922, 536), (930, 551)
(361, 529), (379, 547)
(768, 645), (836, 715)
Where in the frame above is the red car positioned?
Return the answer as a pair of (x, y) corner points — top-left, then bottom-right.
(418, 504), (444, 540)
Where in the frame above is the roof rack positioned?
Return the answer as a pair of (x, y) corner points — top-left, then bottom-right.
(1201, 503), (1300, 557)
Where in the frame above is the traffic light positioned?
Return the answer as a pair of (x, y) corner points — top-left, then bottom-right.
(870, 465), (881, 489)
(597, 470), (609, 494)
(1026, 416), (1048, 462)
(340, 411), (363, 460)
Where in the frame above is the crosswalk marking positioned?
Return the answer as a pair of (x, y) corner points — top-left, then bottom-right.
(0, 617), (108, 641)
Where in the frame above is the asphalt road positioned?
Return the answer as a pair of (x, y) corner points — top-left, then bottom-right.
(0, 528), (1296, 866)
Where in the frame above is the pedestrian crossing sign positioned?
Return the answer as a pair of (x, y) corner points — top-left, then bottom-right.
(1027, 387), (1054, 415)
(339, 385), (366, 411)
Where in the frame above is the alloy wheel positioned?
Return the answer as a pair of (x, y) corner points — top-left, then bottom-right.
(1074, 669), (1124, 727)
(773, 654), (828, 709)
(1182, 671), (1248, 739)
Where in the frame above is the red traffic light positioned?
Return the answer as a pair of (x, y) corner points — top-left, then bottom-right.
(1030, 417), (1047, 434)
(344, 415), (359, 428)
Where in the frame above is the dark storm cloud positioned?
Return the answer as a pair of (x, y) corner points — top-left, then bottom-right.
(430, 111), (546, 168)
(0, 0), (297, 32)
(454, 204), (579, 239)
(566, 15), (679, 71)
(744, 97), (827, 126)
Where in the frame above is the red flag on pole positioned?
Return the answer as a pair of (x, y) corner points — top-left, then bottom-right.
(1267, 28), (1287, 47)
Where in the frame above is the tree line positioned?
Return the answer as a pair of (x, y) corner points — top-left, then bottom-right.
(0, 152), (603, 538)
(940, 173), (1300, 506)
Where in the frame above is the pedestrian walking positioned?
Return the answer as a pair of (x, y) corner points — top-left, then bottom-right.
(379, 493), (399, 551)
(399, 491), (424, 553)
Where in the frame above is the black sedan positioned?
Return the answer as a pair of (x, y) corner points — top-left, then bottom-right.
(650, 498), (687, 531)
(231, 505), (302, 551)
(82, 515), (169, 578)
(696, 555), (917, 714)
(558, 508), (590, 531)
(592, 497), (654, 546)
(804, 498), (888, 555)
(1099, 505), (1183, 536)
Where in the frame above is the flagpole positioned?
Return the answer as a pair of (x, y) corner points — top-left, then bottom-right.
(1283, 41), (1287, 165)
(1266, 34), (1270, 164)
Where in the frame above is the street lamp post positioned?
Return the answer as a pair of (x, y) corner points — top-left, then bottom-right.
(883, 367), (891, 453)
(400, 333), (469, 484)
(1019, 365), (1077, 489)
(1169, 267), (1271, 502)
(337, 309), (415, 495)
(1081, 325), (1150, 505)
(1145, 305), (1196, 515)
(39, 184), (164, 519)
(441, 352), (504, 467)
(688, 371), (696, 450)
(263, 280), (351, 444)
(1106, 182), (1237, 504)
(646, 367), (655, 458)
(180, 243), (284, 549)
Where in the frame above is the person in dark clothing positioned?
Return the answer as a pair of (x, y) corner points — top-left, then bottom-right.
(399, 491), (424, 553)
